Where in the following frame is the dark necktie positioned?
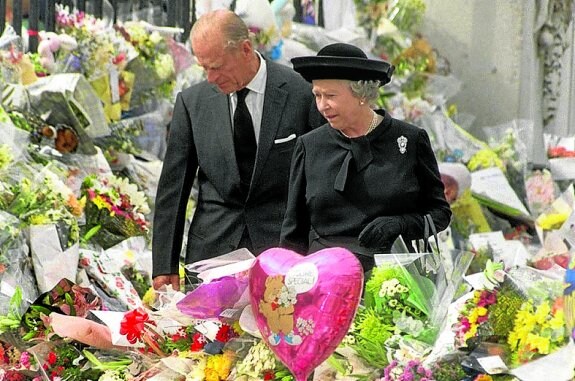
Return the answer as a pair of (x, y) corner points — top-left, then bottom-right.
(233, 88), (257, 195)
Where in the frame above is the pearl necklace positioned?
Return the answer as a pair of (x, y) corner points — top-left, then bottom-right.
(366, 111), (380, 135)
(340, 111), (381, 138)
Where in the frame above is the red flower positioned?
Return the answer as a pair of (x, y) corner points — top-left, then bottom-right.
(215, 324), (233, 343)
(47, 351), (57, 365)
(4, 370), (27, 381)
(119, 308), (149, 344)
(263, 370), (275, 380)
(190, 332), (207, 351)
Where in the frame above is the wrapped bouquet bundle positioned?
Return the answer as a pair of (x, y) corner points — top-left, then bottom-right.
(80, 173), (150, 250)
(119, 21), (177, 107)
(348, 249), (473, 371)
(78, 237), (148, 311)
(177, 249), (256, 320)
(452, 266), (573, 379)
(21, 278), (102, 341)
(0, 156), (82, 292)
(26, 73), (110, 141)
(0, 211), (38, 317)
(480, 119), (533, 211)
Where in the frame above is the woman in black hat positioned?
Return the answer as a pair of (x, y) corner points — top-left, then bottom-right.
(280, 43), (452, 272)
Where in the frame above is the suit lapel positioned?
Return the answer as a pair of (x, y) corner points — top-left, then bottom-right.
(204, 86), (242, 189)
(249, 66), (288, 195)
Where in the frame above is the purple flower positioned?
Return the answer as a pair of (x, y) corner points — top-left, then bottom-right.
(399, 369), (414, 381)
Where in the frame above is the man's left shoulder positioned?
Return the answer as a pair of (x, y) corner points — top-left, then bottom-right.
(267, 61), (310, 86)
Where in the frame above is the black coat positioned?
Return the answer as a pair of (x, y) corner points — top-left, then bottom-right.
(280, 110), (452, 256)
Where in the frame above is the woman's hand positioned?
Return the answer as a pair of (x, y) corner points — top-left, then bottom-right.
(358, 216), (404, 249)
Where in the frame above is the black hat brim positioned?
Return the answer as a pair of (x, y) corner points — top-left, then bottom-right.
(291, 56), (394, 85)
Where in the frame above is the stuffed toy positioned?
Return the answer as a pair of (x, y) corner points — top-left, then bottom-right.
(37, 31), (78, 73)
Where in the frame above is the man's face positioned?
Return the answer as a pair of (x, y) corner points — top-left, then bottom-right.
(192, 35), (251, 94)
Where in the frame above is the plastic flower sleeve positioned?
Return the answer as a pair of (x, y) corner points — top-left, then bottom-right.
(372, 249), (473, 345)
(177, 250), (255, 319)
(29, 224), (80, 293)
(0, 211), (39, 316)
(481, 119), (534, 209)
(418, 110), (486, 163)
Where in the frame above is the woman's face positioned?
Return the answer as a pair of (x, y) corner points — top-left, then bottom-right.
(312, 79), (361, 133)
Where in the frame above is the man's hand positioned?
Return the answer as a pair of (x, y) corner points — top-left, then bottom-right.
(153, 274), (181, 291)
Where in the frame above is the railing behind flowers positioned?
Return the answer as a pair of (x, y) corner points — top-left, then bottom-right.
(1, 0), (323, 53)
(1, 0), (194, 52)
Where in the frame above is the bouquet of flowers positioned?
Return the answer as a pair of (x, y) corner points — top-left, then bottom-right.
(55, 6), (117, 80)
(379, 358), (434, 381)
(524, 168), (557, 217)
(453, 288), (498, 349)
(350, 250), (472, 370)
(231, 339), (293, 381)
(119, 21), (176, 104)
(0, 210), (39, 316)
(80, 173), (150, 249)
(6, 339), (124, 380)
(507, 296), (567, 365)
(21, 278), (101, 341)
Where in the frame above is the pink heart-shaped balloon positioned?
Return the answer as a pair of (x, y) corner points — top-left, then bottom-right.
(249, 247), (363, 381)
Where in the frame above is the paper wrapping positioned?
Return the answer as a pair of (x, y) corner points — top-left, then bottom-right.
(29, 224), (80, 293)
(26, 73), (110, 139)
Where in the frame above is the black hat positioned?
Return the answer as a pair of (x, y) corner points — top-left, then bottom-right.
(291, 43), (394, 85)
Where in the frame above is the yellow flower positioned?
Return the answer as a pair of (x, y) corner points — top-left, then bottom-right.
(536, 212), (569, 230)
(549, 311), (565, 329)
(92, 195), (112, 211)
(526, 333), (550, 354)
(534, 302), (551, 324)
(205, 351), (235, 381)
(29, 214), (50, 225)
(472, 291), (481, 303)
(476, 307), (488, 317)
(467, 149), (505, 172)
(468, 309), (479, 324)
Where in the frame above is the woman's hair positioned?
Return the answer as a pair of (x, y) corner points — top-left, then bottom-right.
(349, 80), (381, 105)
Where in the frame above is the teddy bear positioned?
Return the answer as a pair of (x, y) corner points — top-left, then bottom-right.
(259, 275), (302, 346)
(37, 31), (78, 73)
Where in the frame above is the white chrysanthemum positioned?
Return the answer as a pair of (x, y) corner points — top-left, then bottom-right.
(149, 31), (163, 45)
(107, 174), (151, 214)
(98, 370), (128, 381)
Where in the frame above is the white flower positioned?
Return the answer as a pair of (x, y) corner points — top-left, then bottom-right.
(98, 370), (127, 381)
(149, 31), (163, 45)
(296, 317), (315, 336)
(155, 54), (175, 80)
(278, 285), (297, 306)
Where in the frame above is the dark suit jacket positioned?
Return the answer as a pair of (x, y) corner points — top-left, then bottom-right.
(152, 60), (323, 277)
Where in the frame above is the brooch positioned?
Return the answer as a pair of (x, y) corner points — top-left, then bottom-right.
(397, 136), (407, 154)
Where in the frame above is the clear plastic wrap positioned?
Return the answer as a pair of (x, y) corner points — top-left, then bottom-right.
(0, 211), (38, 316)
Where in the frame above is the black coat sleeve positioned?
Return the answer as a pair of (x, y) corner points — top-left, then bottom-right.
(400, 128), (452, 240)
(280, 138), (311, 254)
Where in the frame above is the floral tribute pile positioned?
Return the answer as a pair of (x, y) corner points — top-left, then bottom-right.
(0, 0), (574, 380)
